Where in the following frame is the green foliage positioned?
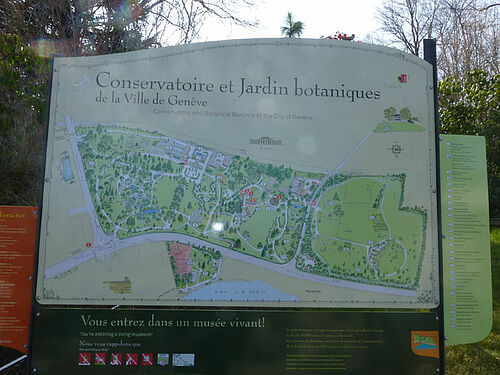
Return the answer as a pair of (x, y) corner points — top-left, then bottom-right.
(400, 107), (411, 121)
(439, 70), (500, 218)
(0, 34), (48, 205)
(384, 106), (396, 120)
(280, 12), (304, 38)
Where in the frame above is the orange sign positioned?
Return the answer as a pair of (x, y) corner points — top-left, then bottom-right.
(0, 206), (37, 354)
(411, 331), (440, 359)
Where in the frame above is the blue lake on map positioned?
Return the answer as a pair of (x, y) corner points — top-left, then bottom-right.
(61, 156), (74, 181)
(183, 280), (299, 301)
(416, 343), (438, 349)
(140, 209), (160, 218)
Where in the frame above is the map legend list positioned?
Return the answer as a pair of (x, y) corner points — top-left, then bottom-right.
(440, 135), (492, 346)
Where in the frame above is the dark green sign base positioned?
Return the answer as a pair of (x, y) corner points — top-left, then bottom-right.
(29, 307), (441, 374)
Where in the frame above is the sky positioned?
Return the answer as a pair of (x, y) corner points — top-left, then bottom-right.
(201, 0), (385, 42)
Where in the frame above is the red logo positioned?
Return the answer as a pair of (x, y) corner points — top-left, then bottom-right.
(398, 74), (408, 83)
(78, 352), (91, 366)
(126, 353), (138, 366)
(110, 353), (122, 366)
(95, 352), (106, 365)
(142, 353), (153, 366)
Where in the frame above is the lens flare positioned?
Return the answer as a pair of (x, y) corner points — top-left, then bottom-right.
(211, 222), (224, 232)
(119, 0), (142, 20)
(31, 39), (59, 58)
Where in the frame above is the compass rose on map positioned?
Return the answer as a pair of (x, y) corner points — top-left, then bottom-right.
(387, 142), (404, 158)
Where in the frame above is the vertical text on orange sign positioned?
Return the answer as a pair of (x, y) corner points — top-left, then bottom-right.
(0, 206), (38, 354)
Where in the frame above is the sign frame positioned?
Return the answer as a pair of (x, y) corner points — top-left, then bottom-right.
(28, 38), (447, 374)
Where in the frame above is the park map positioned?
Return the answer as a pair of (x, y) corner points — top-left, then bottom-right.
(38, 104), (437, 306)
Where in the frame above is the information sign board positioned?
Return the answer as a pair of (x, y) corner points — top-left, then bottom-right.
(440, 135), (492, 345)
(35, 39), (440, 308)
(0, 206), (37, 353)
(30, 308), (441, 374)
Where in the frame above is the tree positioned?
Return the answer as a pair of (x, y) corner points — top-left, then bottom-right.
(280, 12), (304, 38)
(376, 0), (440, 56)
(1, 1), (151, 56)
(0, 1), (257, 206)
(373, 1), (499, 219)
(437, 0), (499, 78)
(0, 1), (258, 55)
(374, 0), (499, 77)
(0, 34), (48, 204)
(400, 107), (412, 121)
(384, 106), (397, 120)
(438, 70), (499, 218)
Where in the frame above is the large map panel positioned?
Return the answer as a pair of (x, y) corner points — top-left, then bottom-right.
(36, 39), (440, 307)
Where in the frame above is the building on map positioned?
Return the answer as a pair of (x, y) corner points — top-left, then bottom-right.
(222, 154), (233, 168)
(189, 160), (204, 171)
(207, 153), (219, 169)
(290, 178), (304, 195)
(269, 197), (279, 207)
(188, 211), (203, 227)
(171, 144), (186, 160)
(182, 146), (190, 161)
(169, 243), (192, 276)
(208, 152), (233, 169)
(265, 178), (277, 192)
(103, 277), (132, 294)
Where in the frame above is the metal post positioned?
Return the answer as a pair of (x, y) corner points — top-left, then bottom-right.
(424, 38), (446, 375)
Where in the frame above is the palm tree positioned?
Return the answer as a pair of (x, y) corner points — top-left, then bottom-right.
(280, 12), (304, 38)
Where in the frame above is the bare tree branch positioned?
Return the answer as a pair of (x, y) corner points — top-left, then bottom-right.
(0, 0), (259, 53)
(375, 0), (499, 77)
(376, 0), (441, 56)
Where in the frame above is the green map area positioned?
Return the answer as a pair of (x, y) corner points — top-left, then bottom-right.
(74, 124), (427, 291)
(375, 106), (425, 133)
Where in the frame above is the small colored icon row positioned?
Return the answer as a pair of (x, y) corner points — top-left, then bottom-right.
(78, 352), (168, 366)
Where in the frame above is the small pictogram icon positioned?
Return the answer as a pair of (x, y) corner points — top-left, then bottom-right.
(398, 74), (408, 83)
(411, 331), (439, 358)
(110, 353), (122, 366)
(126, 353), (138, 366)
(387, 142), (404, 158)
(157, 353), (169, 366)
(95, 352), (106, 365)
(78, 352), (91, 366)
(142, 353), (153, 366)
